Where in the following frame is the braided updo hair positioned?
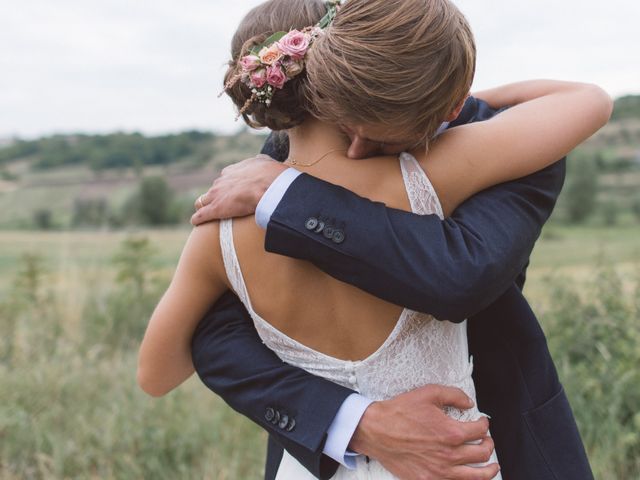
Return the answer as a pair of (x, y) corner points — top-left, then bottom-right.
(224, 0), (326, 131)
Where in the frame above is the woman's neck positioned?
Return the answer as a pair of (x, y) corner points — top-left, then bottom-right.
(286, 118), (350, 166)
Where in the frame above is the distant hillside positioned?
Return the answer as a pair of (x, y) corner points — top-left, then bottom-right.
(0, 95), (639, 230)
(0, 130), (268, 173)
(1, 94), (638, 172)
(0, 130), (268, 229)
(612, 95), (640, 121)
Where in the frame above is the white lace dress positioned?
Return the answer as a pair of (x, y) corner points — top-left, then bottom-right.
(219, 153), (501, 479)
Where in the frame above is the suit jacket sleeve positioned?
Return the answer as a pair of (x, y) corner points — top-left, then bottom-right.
(264, 100), (566, 322)
(191, 291), (353, 479)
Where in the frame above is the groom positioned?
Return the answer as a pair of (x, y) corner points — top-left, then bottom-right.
(190, 97), (593, 479)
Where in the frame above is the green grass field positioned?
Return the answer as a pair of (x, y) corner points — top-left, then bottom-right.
(1, 224), (637, 295)
(525, 225), (640, 300)
(0, 225), (638, 479)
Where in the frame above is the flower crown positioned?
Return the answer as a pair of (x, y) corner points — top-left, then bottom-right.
(223, 0), (343, 117)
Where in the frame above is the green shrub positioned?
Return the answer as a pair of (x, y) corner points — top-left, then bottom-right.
(32, 209), (54, 230)
(83, 237), (167, 351)
(540, 267), (640, 479)
(123, 177), (181, 226)
(631, 197), (640, 223)
(71, 197), (109, 228)
(562, 157), (598, 224)
(0, 253), (60, 365)
(0, 169), (19, 181)
(600, 200), (619, 226)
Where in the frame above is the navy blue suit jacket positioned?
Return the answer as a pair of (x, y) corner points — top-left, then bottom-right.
(191, 98), (593, 479)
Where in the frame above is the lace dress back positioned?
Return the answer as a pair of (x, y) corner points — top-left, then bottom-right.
(219, 152), (501, 479)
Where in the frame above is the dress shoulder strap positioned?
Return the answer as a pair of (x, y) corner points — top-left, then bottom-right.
(219, 219), (253, 307)
(398, 152), (444, 218)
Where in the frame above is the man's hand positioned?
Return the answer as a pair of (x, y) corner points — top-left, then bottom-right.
(191, 154), (288, 225)
(350, 385), (500, 480)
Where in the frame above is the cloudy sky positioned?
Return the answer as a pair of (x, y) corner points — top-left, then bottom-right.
(1, 0), (638, 138)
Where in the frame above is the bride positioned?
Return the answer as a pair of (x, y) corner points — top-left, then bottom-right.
(137, 0), (612, 478)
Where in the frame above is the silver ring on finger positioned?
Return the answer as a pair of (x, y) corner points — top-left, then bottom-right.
(196, 194), (205, 209)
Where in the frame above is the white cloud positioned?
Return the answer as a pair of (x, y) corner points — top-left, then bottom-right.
(0, 0), (638, 138)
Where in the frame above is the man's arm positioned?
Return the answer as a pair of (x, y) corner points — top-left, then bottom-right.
(265, 158), (564, 322)
(262, 97), (564, 321)
(191, 291), (356, 479)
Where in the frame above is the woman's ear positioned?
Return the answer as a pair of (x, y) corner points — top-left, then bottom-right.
(445, 94), (469, 122)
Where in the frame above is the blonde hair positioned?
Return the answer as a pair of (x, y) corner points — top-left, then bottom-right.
(305, 0), (476, 140)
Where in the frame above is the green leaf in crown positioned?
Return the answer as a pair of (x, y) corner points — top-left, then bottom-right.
(250, 31), (287, 56)
(318, 0), (343, 30)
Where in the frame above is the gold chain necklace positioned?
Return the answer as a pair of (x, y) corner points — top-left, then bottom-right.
(285, 148), (346, 168)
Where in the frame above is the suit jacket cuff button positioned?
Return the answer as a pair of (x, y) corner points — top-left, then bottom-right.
(332, 230), (345, 244)
(305, 217), (319, 230)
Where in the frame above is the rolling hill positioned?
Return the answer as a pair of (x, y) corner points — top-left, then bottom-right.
(0, 95), (638, 229)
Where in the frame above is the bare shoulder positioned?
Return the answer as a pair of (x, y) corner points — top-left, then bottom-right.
(180, 221), (228, 284)
(228, 215), (266, 257)
(230, 215), (263, 235)
(407, 129), (481, 216)
(189, 220), (221, 251)
(411, 124), (482, 173)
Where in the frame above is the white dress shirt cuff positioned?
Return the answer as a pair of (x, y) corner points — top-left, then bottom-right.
(255, 167), (302, 229)
(436, 121), (450, 136)
(323, 393), (374, 469)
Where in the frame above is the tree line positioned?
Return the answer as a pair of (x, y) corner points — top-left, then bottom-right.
(0, 131), (215, 171)
(611, 95), (640, 121)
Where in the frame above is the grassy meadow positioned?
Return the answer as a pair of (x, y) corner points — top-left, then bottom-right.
(0, 225), (639, 479)
(0, 228), (268, 479)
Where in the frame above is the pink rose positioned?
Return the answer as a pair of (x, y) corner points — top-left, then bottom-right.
(258, 44), (282, 65)
(250, 68), (267, 88)
(266, 65), (287, 89)
(278, 30), (310, 60)
(239, 55), (260, 72)
(283, 59), (304, 77)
